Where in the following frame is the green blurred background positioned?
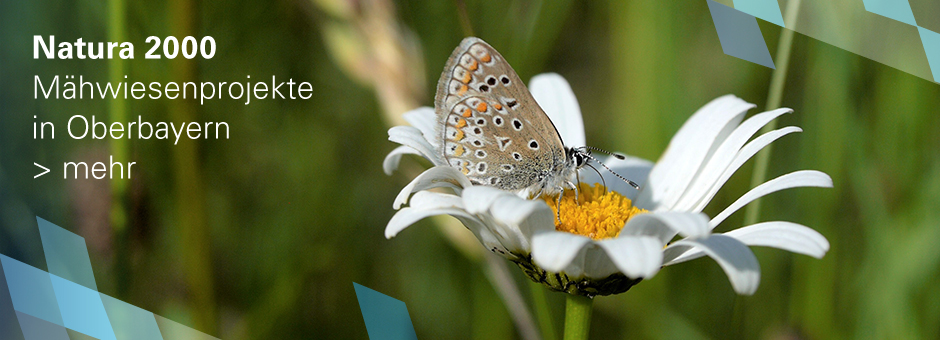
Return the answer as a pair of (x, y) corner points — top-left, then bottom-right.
(2, 0), (940, 339)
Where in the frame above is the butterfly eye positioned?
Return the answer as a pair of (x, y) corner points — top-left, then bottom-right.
(574, 153), (585, 167)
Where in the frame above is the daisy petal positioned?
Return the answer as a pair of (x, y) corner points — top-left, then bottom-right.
(386, 206), (477, 238)
(581, 245), (620, 279)
(674, 108), (792, 211)
(663, 221), (829, 264)
(666, 235), (761, 295)
(462, 186), (516, 215)
(688, 126), (803, 212)
(725, 221), (830, 258)
(384, 145), (421, 175)
(402, 107), (439, 146)
(529, 73), (586, 147)
(394, 166), (473, 209)
(532, 231), (593, 272)
(621, 211), (710, 243)
(596, 236), (664, 278)
(409, 191), (464, 210)
(638, 95), (754, 210)
(456, 215), (512, 255)
(490, 196), (556, 237)
(388, 126), (445, 166)
(709, 170), (833, 228)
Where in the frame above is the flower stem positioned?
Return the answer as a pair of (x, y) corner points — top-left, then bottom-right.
(530, 281), (557, 340)
(563, 294), (593, 340)
(744, 0), (802, 226)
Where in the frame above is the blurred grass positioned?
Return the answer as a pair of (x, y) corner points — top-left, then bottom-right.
(1, 0), (940, 339)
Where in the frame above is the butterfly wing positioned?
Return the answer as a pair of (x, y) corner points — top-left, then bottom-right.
(435, 37), (568, 192)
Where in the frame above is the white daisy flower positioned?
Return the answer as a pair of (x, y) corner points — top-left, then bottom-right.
(384, 73), (831, 296)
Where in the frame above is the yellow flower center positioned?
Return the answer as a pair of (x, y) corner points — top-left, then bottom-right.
(542, 183), (648, 240)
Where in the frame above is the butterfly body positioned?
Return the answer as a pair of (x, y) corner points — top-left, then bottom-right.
(434, 37), (584, 197)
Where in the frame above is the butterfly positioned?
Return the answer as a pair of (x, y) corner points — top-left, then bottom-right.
(434, 37), (636, 201)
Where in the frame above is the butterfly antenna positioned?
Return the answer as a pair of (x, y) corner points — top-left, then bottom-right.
(584, 146), (627, 160)
(581, 152), (640, 190)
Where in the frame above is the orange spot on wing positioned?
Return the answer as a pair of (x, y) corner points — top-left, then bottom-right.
(461, 71), (472, 84)
(462, 108), (473, 117)
(456, 119), (467, 129)
(458, 85), (468, 96)
(454, 145), (465, 157)
(469, 60), (478, 71)
(454, 130), (465, 141)
(476, 102), (487, 112)
(481, 54), (492, 63)
(493, 103), (503, 110)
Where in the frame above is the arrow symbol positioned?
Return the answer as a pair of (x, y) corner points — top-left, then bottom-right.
(34, 163), (50, 178)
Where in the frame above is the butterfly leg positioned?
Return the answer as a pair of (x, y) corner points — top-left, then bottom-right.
(554, 187), (564, 224)
(566, 180), (580, 205)
(532, 187), (545, 200)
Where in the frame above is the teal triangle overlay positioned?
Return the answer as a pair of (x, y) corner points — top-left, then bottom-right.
(15, 311), (69, 340)
(707, 0), (776, 69)
(1, 217), (219, 339)
(36, 217), (98, 291)
(863, 0), (917, 26)
(0, 255), (64, 326)
(733, 0), (785, 27)
(49, 274), (116, 340)
(353, 282), (418, 340)
(100, 294), (164, 340)
(918, 27), (940, 83)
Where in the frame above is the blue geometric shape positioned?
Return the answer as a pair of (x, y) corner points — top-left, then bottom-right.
(707, 0), (776, 69)
(101, 294), (164, 340)
(36, 217), (98, 290)
(153, 314), (220, 340)
(733, 0), (785, 27)
(49, 274), (116, 340)
(353, 282), (418, 340)
(918, 26), (940, 83)
(15, 311), (69, 340)
(0, 254), (64, 326)
(863, 0), (917, 26)
(0, 260), (27, 340)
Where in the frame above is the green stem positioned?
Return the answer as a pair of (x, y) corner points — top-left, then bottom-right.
(454, 0), (474, 37)
(107, 0), (127, 228)
(563, 294), (593, 340)
(107, 0), (131, 300)
(743, 0), (802, 226)
(168, 0), (216, 334)
(530, 281), (557, 340)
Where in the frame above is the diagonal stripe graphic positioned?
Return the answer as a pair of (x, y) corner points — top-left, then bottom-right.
(732, 0), (785, 27)
(1, 217), (221, 340)
(0, 254), (64, 326)
(0, 260), (27, 340)
(50, 274), (116, 340)
(36, 217), (98, 290)
(154, 314), (221, 340)
(100, 294), (164, 340)
(707, 0), (776, 69)
(863, 0), (918, 26)
(353, 283), (418, 340)
(918, 27), (940, 82)
(15, 311), (69, 340)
